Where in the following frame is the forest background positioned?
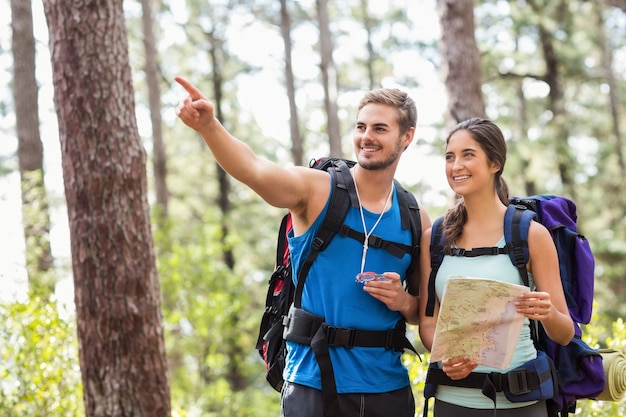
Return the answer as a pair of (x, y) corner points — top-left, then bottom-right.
(1, 0), (625, 416)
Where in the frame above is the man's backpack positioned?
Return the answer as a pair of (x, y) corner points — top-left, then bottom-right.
(255, 157), (422, 415)
(424, 195), (605, 417)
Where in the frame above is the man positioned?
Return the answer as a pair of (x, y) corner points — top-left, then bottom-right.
(175, 76), (430, 417)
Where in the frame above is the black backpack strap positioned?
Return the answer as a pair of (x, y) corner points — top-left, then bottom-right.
(425, 217), (445, 317)
(310, 325), (341, 415)
(503, 204), (541, 345)
(503, 204), (535, 288)
(275, 214), (291, 267)
(336, 226), (413, 258)
(293, 160), (353, 308)
(291, 159), (353, 417)
(256, 214), (292, 352)
(394, 180), (422, 278)
(321, 170), (419, 260)
(425, 366), (553, 408)
(286, 311), (418, 354)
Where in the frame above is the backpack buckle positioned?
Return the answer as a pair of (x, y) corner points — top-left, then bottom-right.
(326, 327), (357, 347)
(312, 236), (325, 251)
(385, 329), (396, 350)
(507, 370), (531, 395)
(513, 248), (527, 266)
(368, 234), (383, 248)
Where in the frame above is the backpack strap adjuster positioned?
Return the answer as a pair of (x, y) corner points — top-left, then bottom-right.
(385, 329), (395, 350)
(488, 247), (502, 255)
(506, 369), (531, 395)
(337, 224), (350, 237)
(311, 236), (325, 251)
(512, 248), (527, 267)
(326, 326), (357, 347)
(368, 234), (383, 248)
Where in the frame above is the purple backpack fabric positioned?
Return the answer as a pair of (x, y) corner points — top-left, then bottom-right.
(524, 195), (595, 324)
(508, 195), (605, 415)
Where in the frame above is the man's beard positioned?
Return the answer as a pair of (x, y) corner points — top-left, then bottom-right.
(358, 142), (403, 171)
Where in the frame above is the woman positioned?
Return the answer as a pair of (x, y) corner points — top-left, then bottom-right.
(418, 118), (574, 416)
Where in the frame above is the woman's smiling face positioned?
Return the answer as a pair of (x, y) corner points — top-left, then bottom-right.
(445, 129), (500, 196)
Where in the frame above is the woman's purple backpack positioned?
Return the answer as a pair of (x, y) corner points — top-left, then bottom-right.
(507, 195), (605, 416)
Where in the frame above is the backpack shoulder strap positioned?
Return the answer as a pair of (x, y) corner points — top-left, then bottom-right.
(275, 214), (292, 268)
(394, 180), (422, 277)
(394, 180), (421, 231)
(503, 204), (536, 288)
(293, 159), (353, 308)
(425, 216), (445, 317)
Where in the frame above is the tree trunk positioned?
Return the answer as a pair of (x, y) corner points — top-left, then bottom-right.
(359, 0), (377, 91)
(205, 27), (245, 390)
(205, 30), (236, 272)
(41, 1), (171, 416)
(515, 82), (537, 197)
(140, 0), (169, 217)
(316, 0), (342, 157)
(437, 0), (486, 126)
(534, 11), (576, 196)
(280, 0), (304, 166)
(593, 3), (624, 176)
(10, 0), (55, 300)
(595, 0), (626, 12)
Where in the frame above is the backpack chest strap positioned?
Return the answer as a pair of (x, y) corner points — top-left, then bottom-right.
(449, 246), (509, 257)
(337, 224), (414, 259)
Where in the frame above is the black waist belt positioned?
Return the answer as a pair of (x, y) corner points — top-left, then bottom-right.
(425, 367), (549, 395)
(424, 366), (552, 417)
(282, 305), (419, 417)
(283, 305), (417, 354)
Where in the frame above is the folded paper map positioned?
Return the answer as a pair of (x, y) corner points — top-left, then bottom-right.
(429, 275), (529, 370)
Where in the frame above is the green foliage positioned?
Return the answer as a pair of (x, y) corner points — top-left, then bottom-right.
(155, 213), (280, 417)
(0, 297), (84, 417)
(575, 315), (626, 416)
(405, 348), (430, 416)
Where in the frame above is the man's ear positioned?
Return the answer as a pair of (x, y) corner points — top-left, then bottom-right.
(402, 127), (416, 151)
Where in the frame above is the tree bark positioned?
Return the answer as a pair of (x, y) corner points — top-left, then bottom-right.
(532, 3), (576, 195)
(595, 0), (626, 12)
(316, 0), (342, 157)
(593, 3), (624, 176)
(11, 0), (55, 300)
(359, 0), (377, 91)
(41, 0), (171, 415)
(204, 29), (236, 272)
(437, 0), (486, 126)
(280, 0), (304, 166)
(205, 25), (245, 390)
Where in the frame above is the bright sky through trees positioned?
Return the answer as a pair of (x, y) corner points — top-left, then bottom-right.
(0, 0), (449, 302)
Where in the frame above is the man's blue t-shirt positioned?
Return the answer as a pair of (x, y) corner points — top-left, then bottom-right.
(284, 174), (413, 393)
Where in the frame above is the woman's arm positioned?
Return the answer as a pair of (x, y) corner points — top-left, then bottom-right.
(516, 221), (575, 345)
(418, 227), (438, 351)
